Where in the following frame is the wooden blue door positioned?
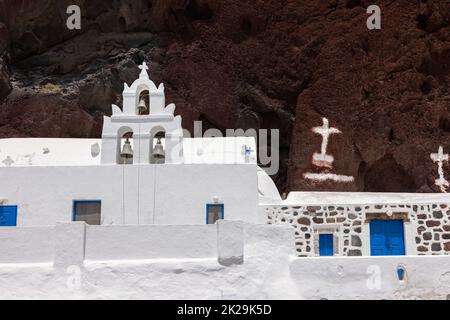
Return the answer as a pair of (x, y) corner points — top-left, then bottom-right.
(0, 206), (17, 226)
(319, 234), (334, 256)
(370, 220), (405, 256)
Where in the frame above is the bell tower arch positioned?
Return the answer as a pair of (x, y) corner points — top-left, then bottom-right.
(100, 61), (184, 165)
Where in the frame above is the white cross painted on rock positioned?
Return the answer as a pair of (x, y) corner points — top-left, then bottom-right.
(138, 61), (149, 78)
(430, 146), (449, 193)
(312, 118), (341, 168)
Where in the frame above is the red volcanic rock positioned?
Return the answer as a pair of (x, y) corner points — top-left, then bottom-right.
(287, 0), (450, 192)
(0, 0), (449, 193)
(0, 62), (10, 102)
(0, 91), (101, 138)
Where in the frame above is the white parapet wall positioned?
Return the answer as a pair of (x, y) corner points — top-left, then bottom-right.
(1, 221), (450, 299)
(290, 255), (450, 300)
(0, 222), (242, 267)
(0, 226), (55, 263)
(85, 224), (219, 262)
(0, 222), (297, 299)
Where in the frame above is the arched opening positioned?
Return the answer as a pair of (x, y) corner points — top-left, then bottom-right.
(138, 90), (150, 115)
(150, 127), (166, 164)
(136, 85), (150, 115)
(117, 127), (134, 164)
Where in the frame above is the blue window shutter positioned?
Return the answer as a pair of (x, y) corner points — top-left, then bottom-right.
(0, 206), (18, 227)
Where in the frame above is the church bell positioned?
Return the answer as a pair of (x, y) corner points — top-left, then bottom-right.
(153, 137), (165, 159)
(138, 98), (148, 114)
(120, 138), (133, 159)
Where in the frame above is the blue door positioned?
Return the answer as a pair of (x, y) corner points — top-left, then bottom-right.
(0, 206), (17, 226)
(370, 220), (405, 256)
(319, 234), (334, 256)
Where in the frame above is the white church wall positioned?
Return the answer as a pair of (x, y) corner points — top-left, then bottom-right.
(0, 165), (125, 226)
(123, 164), (140, 224)
(152, 164), (260, 225)
(0, 163), (258, 226)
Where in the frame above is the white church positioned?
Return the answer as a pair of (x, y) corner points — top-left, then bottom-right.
(1, 62), (450, 299)
(0, 62), (269, 227)
(0, 62), (449, 261)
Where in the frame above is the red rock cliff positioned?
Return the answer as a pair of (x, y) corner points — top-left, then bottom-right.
(0, 0), (449, 193)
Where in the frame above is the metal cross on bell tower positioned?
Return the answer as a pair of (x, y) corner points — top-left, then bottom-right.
(138, 61), (149, 79)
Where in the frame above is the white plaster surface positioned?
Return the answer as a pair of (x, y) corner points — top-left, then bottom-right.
(0, 223), (449, 299)
(257, 167), (282, 203)
(217, 220), (244, 265)
(290, 255), (450, 300)
(54, 222), (86, 269)
(0, 163), (259, 226)
(0, 137), (256, 167)
(283, 192), (450, 205)
(85, 224), (218, 261)
(0, 223), (299, 300)
(0, 226), (54, 263)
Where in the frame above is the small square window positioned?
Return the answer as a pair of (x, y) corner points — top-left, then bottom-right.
(73, 201), (101, 225)
(0, 206), (17, 227)
(206, 204), (224, 224)
(319, 233), (334, 256)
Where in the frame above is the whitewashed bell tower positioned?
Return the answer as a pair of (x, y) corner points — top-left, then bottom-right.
(100, 62), (184, 165)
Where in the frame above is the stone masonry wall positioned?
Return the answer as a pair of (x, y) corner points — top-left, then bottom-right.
(414, 204), (450, 254)
(265, 203), (450, 257)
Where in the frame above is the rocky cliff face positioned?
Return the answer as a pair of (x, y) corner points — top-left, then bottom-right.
(0, 0), (449, 193)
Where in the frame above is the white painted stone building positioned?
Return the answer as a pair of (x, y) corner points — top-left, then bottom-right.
(0, 62), (449, 259)
(1, 62), (450, 300)
(0, 62), (262, 227)
(0, 62), (450, 256)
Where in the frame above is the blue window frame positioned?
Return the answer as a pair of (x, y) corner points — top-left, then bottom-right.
(370, 219), (405, 256)
(0, 206), (18, 227)
(206, 204), (224, 224)
(73, 200), (101, 225)
(319, 233), (334, 256)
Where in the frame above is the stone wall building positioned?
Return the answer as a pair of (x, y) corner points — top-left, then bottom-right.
(263, 193), (450, 257)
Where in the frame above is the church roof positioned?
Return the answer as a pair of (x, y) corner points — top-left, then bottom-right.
(0, 137), (257, 167)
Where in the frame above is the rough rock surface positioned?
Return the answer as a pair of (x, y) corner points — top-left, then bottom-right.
(0, 0), (449, 193)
